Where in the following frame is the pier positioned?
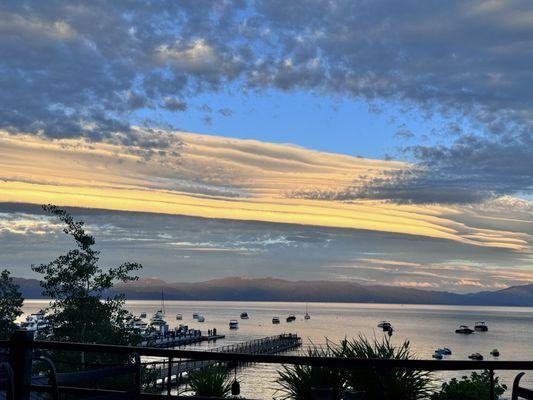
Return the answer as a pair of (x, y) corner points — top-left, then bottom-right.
(149, 333), (301, 387)
(140, 330), (225, 348)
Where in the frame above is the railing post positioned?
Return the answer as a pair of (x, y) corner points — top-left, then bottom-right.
(489, 369), (495, 400)
(9, 329), (34, 400)
(167, 357), (173, 396)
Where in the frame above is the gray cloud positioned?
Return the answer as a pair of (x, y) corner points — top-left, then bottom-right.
(1, 1), (533, 200)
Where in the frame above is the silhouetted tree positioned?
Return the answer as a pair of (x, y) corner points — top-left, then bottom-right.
(32, 205), (142, 346)
(0, 269), (23, 339)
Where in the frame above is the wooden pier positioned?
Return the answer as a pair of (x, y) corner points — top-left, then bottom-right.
(149, 333), (301, 387)
(140, 332), (225, 348)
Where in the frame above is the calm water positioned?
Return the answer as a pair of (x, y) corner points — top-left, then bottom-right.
(20, 300), (533, 398)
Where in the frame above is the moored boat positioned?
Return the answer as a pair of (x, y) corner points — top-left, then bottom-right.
(193, 312), (199, 319)
(455, 325), (474, 334)
(468, 352), (483, 360)
(240, 312), (249, 319)
(272, 316), (280, 324)
(229, 320), (239, 329)
(140, 312), (147, 319)
(490, 349), (500, 357)
(474, 321), (488, 332)
(197, 315), (205, 322)
(378, 321), (392, 331)
(432, 351), (443, 359)
(176, 313), (182, 320)
(286, 314), (296, 322)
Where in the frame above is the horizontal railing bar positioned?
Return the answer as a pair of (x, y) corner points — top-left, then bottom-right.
(7, 340), (533, 371)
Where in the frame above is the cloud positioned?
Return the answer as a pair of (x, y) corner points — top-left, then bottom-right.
(1, 0), (533, 199)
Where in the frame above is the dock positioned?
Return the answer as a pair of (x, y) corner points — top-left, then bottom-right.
(141, 331), (225, 348)
(148, 333), (301, 387)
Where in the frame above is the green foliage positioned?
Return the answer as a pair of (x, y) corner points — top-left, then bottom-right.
(330, 335), (433, 400)
(187, 365), (232, 397)
(0, 269), (23, 339)
(276, 346), (345, 400)
(31, 205), (142, 346)
(430, 370), (507, 400)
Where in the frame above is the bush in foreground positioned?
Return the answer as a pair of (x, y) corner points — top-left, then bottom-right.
(276, 346), (345, 400)
(430, 370), (507, 400)
(187, 365), (232, 398)
(332, 335), (433, 400)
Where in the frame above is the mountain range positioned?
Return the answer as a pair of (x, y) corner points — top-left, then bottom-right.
(14, 276), (533, 307)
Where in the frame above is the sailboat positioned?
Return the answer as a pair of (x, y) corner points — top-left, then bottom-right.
(304, 303), (311, 320)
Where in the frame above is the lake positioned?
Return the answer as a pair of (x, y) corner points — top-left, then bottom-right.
(20, 300), (533, 398)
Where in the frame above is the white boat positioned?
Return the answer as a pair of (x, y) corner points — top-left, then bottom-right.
(304, 304), (311, 320)
(229, 320), (239, 329)
(377, 321), (392, 331)
(197, 315), (205, 322)
(432, 351), (443, 359)
(272, 316), (280, 324)
(193, 313), (200, 319)
(129, 317), (148, 332)
(19, 311), (47, 332)
(176, 313), (183, 320)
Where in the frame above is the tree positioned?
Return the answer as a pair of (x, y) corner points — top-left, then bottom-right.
(430, 371), (507, 400)
(0, 269), (24, 339)
(31, 205), (142, 346)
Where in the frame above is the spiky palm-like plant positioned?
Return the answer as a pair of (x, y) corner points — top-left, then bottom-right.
(331, 335), (433, 400)
(188, 364), (232, 397)
(276, 346), (345, 400)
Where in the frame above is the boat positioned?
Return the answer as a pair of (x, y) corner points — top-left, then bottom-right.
(240, 312), (249, 319)
(19, 311), (48, 332)
(140, 312), (147, 319)
(197, 315), (205, 322)
(286, 314), (296, 322)
(441, 348), (452, 355)
(474, 321), (488, 332)
(193, 313), (200, 319)
(468, 353), (483, 360)
(378, 321), (392, 331)
(229, 320), (239, 329)
(129, 317), (148, 332)
(455, 325), (475, 334)
(176, 313), (182, 320)
(272, 316), (280, 324)
(432, 351), (443, 359)
(150, 310), (164, 323)
(304, 304), (311, 320)
(490, 349), (500, 357)
(149, 311), (169, 334)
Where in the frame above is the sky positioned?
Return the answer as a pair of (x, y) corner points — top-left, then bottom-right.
(0, 1), (532, 293)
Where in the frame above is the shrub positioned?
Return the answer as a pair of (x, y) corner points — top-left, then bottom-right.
(430, 370), (507, 400)
(331, 335), (433, 400)
(276, 346), (345, 400)
(188, 364), (232, 397)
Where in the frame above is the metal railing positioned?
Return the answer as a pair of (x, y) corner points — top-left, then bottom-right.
(2, 330), (533, 399)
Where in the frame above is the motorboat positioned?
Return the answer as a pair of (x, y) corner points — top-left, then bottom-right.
(197, 315), (205, 322)
(474, 321), (488, 332)
(286, 314), (296, 322)
(129, 317), (148, 332)
(150, 310), (164, 324)
(490, 349), (500, 357)
(19, 311), (48, 332)
(432, 351), (443, 359)
(240, 312), (249, 319)
(272, 316), (280, 324)
(304, 304), (311, 320)
(378, 321), (392, 331)
(455, 325), (474, 334)
(440, 348), (452, 355)
(176, 313), (183, 320)
(193, 313), (200, 319)
(140, 312), (147, 319)
(229, 320), (239, 329)
(468, 353), (483, 360)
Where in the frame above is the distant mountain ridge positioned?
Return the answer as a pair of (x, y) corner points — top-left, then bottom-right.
(15, 276), (533, 306)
